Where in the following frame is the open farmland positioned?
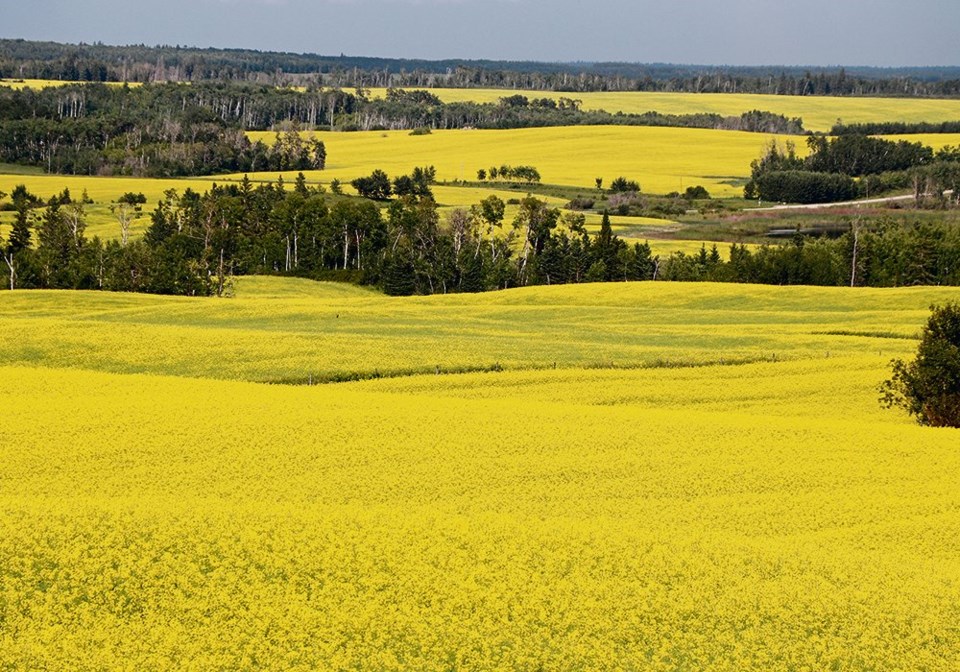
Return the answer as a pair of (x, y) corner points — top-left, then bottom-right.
(0, 78), (140, 90)
(365, 87), (960, 133)
(0, 277), (948, 380)
(243, 125), (795, 196)
(1, 278), (959, 670)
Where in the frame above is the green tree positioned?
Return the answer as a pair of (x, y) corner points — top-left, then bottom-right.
(880, 302), (960, 427)
(3, 185), (39, 289)
(111, 192), (146, 246)
(352, 169), (392, 200)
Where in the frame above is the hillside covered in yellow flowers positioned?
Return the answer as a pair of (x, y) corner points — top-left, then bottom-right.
(1, 278), (958, 670)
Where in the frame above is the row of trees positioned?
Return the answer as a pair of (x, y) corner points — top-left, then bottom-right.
(476, 165), (541, 183)
(0, 180), (657, 295)
(4, 40), (960, 97)
(7, 179), (960, 296)
(658, 220), (960, 287)
(351, 166), (436, 201)
(354, 93), (805, 134)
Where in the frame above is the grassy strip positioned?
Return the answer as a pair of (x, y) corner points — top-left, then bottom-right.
(268, 354), (781, 386)
(814, 329), (918, 340)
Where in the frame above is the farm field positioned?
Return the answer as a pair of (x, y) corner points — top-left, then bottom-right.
(873, 132), (960, 149)
(0, 277), (948, 381)
(365, 87), (960, 133)
(0, 78), (139, 90)
(1, 278), (959, 670)
(243, 125), (794, 196)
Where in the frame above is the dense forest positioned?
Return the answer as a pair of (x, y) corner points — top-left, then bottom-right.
(3, 39), (960, 97)
(4, 178), (960, 297)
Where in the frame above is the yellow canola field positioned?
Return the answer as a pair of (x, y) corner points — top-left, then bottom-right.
(0, 278), (950, 382)
(875, 133), (960, 150)
(243, 126), (791, 197)
(366, 87), (960, 133)
(3, 280), (960, 669)
(2, 359), (959, 668)
(0, 78), (141, 90)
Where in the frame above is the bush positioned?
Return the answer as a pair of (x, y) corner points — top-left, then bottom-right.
(609, 177), (641, 193)
(566, 197), (595, 211)
(880, 302), (960, 427)
(684, 185), (710, 200)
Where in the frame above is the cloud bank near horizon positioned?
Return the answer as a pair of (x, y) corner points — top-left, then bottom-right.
(1, 0), (958, 67)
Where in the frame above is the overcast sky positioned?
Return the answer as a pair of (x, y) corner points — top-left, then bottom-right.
(2, 0), (958, 67)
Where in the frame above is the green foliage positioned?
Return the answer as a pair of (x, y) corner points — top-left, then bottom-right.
(0, 84), (328, 177)
(805, 135), (932, 176)
(117, 192), (147, 205)
(609, 177), (641, 193)
(880, 302), (960, 427)
(481, 164), (541, 184)
(351, 170), (392, 200)
(745, 136), (942, 203)
(751, 170), (857, 204)
(683, 185), (710, 200)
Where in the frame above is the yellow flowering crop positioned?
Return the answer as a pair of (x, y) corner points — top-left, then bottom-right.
(1, 279), (959, 669)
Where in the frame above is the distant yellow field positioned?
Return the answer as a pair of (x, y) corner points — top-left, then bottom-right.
(366, 87), (960, 133)
(876, 133), (960, 150)
(0, 78), (139, 90)
(243, 126), (789, 196)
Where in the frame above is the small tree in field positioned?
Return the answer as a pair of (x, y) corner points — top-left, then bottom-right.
(880, 302), (960, 427)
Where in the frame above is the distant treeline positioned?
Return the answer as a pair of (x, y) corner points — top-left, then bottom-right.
(3, 38), (960, 97)
(0, 83), (331, 176)
(4, 179), (960, 297)
(745, 136), (960, 204)
(0, 82), (803, 176)
(360, 89), (804, 134)
(832, 121), (960, 135)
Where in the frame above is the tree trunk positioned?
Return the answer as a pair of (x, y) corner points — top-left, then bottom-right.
(2, 252), (14, 291)
(217, 248), (226, 297)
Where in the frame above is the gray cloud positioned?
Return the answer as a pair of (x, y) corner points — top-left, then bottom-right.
(1, 0), (957, 66)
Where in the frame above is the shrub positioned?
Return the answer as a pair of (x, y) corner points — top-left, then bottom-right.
(880, 302), (960, 427)
(609, 177), (641, 193)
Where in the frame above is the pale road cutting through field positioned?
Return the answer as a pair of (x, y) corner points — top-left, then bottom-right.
(748, 190), (955, 212)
